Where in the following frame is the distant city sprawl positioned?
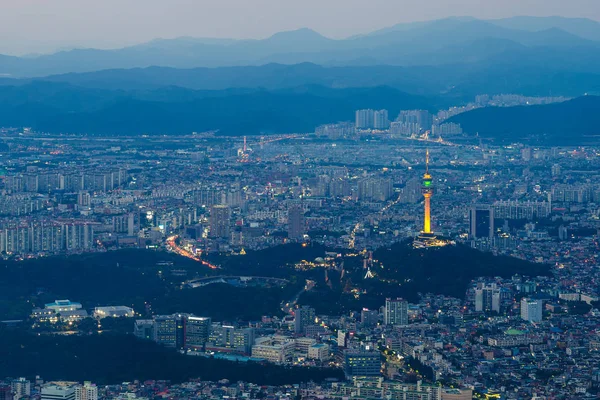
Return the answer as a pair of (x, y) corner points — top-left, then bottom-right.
(0, 93), (600, 398)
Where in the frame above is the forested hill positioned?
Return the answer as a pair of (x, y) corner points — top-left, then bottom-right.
(0, 82), (434, 135)
(449, 96), (600, 144)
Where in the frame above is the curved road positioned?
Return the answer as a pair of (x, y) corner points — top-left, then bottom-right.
(166, 235), (219, 270)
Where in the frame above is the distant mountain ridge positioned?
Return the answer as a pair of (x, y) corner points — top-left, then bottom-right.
(1, 16), (599, 77)
(19, 61), (600, 99)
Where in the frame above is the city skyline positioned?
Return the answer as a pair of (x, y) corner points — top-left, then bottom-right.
(1, 1), (600, 395)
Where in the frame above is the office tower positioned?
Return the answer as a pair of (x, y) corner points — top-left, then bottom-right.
(184, 316), (211, 349)
(209, 204), (230, 238)
(361, 308), (379, 327)
(77, 191), (91, 207)
(153, 314), (185, 348)
(41, 383), (77, 400)
(294, 305), (316, 334)
(384, 298), (408, 326)
(521, 147), (532, 161)
(355, 109), (375, 129)
(344, 350), (381, 377)
(373, 110), (390, 129)
(11, 378), (30, 399)
(521, 298), (543, 322)
(74, 383), (97, 400)
(475, 283), (501, 313)
(469, 205), (495, 239)
(287, 205), (305, 241)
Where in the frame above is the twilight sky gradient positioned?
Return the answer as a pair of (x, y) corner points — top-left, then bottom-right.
(0, 0), (599, 55)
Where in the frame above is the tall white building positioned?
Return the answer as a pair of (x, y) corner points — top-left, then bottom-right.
(475, 283), (501, 313)
(384, 298), (408, 326)
(521, 298), (543, 323)
(373, 110), (390, 129)
(11, 378), (31, 398)
(355, 109), (375, 129)
(75, 382), (97, 400)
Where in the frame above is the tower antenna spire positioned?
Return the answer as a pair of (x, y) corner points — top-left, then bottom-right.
(425, 148), (430, 174)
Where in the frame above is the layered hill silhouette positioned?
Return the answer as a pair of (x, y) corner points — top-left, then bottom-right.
(0, 81), (435, 135)
(24, 61), (600, 98)
(1, 17), (599, 78)
(0, 80), (598, 139)
(449, 96), (600, 144)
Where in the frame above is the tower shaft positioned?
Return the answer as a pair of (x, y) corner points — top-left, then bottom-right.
(423, 195), (431, 234)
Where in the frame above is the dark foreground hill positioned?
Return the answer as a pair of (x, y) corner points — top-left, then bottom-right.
(0, 249), (306, 321)
(449, 96), (600, 144)
(299, 241), (551, 315)
(0, 82), (434, 135)
(0, 243), (552, 319)
(0, 329), (343, 384)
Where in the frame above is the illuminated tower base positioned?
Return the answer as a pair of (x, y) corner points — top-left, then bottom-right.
(413, 232), (441, 249)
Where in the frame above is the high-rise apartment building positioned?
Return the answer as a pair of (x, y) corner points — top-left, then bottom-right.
(384, 298), (408, 326)
(74, 383), (97, 400)
(397, 110), (433, 132)
(493, 201), (550, 220)
(357, 178), (393, 202)
(475, 283), (501, 313)
(287, 205), (305, 241)
(209, 204), (230, 239)
(373, 110), (390, 129)
(355, 109), (375, 129)
(11, 378), (30, 399)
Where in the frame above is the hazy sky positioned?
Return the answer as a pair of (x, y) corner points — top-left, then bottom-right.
(0, 0), (599, 55)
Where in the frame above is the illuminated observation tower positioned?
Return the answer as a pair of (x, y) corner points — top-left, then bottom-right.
(422, 149), (433, 235)
(414, 149), (451, 248)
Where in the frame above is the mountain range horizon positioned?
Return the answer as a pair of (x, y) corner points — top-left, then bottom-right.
(11, 15), (600, 55)
(2, 15), (600, 78)
(1, 14), (599, 141)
